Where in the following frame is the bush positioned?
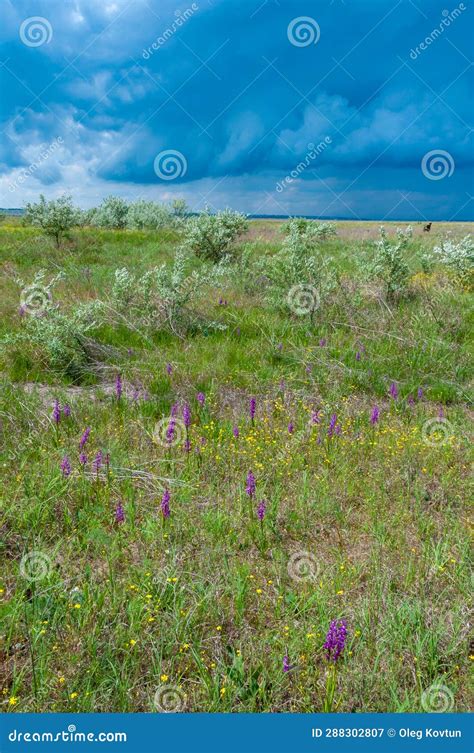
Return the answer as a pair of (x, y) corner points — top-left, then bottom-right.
(433, 235), (473, 289)
(181, 207), (248, 262)
(3, 271), (102, 379)
(262, 218), (337, 317)
(368, 226), (412, 301)
(92, 196), (129, 229)
(23, 194), (78, 247)
(126, 200), (174, 230)
(109, 250), (228, 335)
(281, 218), (337, 241)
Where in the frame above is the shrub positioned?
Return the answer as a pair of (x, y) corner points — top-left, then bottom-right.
(262, 218), (337, 317)
(368, 226), (412, 300)
(281, 218), (337, 241)
(126, 200), (174, 230)
(432, 235), (473, 289)
(181, 207), (249, 262)
(171, 198), (190, 220)
(3, 271), (102, 379)
(23, 194), (78, 247)
(92, 196), (129, 229)
(109, 250), (228, 335)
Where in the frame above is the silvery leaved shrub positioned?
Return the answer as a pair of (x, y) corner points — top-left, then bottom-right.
(24, 194), (80, 247)
(432, 235), (473, 288)
(262, 218), (337, 316)
(109, 249), (228, 334)
(181, 207), (249, 262)
(368, 225), (413, 300)
(91, 196), (129, 229)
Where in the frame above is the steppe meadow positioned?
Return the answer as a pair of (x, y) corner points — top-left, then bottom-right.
(0, 200), (472, 713)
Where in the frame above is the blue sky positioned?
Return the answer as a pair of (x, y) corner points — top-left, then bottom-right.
(0, 0), (473, 219)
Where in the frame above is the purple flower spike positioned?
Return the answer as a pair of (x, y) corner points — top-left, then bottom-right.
(197, 392), (205, 407)
(232, 425), (239, 438)
(170, 403), (179, 418)
(52, 399), (61, 425)
(355, 351), (361, 361)
(370, 405), (380, 425)
(319, 338), (327, 347)
(417, 387), (424, 400)
(283, 655), (294, 673)
(183, 403), (191, 428)
(324, 619), (348, 663)
(92, 451), (102, 475)
(257, 499), (266, 521)
(79, 427), (91, 451)
(277, 343), (283, 352)
(60, 455), (71, 478)
(79, 452), (87, 466)
(115, 373), (122, 400)
(184, 438), (191, 453)
(161, 488), (170, 519)
(288, 422), (294, 434)
(166, 363), (173, 376)
(115, 502), (125, 524)
(245, 471), (256, 498)
(327, 413), (338, 438)
(389, 382), (398, 400)
(249, 397), (256, 422)
(63, 403), (71, 418)
(311, 410), (321, 425)
(166, 418), (176, 445)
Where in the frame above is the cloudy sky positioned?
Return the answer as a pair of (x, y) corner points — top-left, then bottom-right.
(0, 0), (472, 219)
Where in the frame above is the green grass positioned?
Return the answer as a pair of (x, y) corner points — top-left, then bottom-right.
(0, 218), (472, 713)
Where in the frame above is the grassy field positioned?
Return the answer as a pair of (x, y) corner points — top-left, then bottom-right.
(0, 216), (472, 713)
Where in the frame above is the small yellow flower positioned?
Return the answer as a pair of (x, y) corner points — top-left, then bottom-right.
(220, 687), (226, 696)
(9, 696), (18, 706)
(58, 677), (65, 684)
(160, 674), (168, 682)
(70, 692), (78, 699)
(73, 603), (81, 609)
(129, 639), (137, 647)
(216, 625), (222, 632)
(256, 588), (263, 595)
(336, 589), (344, 595)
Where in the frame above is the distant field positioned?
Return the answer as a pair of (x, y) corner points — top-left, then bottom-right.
(0, 216), (472, 713)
